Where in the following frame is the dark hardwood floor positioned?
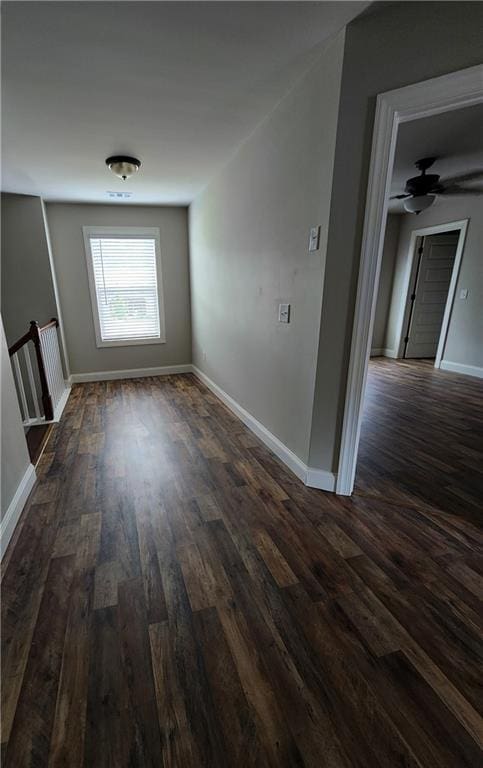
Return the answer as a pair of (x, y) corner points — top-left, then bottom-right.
(356, 358), (483, 525)
(25, 423), (53, 465)
(1, 369), (482, 767)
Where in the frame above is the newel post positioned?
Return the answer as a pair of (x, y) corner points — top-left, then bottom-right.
(30, 320), (54, 421)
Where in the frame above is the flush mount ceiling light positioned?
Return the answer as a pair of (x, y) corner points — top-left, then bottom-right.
(105, 155), (141, 181)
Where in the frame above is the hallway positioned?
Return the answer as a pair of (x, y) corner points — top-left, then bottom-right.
(356, 358), (483, 525)
(1, 373), (482, 767)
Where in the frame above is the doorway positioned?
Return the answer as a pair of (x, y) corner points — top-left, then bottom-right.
(403, 231), (458, 359)
(388, 219), (469, 366)
(336, 64), (483, 496)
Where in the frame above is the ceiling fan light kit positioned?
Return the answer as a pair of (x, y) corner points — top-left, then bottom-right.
(403, 194), (435, 214)
(105, 155), (141, 181)
(391, 156), (483, 214)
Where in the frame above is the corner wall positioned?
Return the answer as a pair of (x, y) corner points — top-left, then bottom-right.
(45, 203), (191, 376)
(308, 0), (483, 472)
(371, 214), (401, 355)
(1, 317), (32, 522)
(189, 32), (345, 464)
(1, 193), (57, 346)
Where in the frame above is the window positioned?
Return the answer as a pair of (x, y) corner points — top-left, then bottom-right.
(83, 226), (165, 347)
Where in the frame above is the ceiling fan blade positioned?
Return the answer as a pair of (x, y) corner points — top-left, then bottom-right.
(439, 184), (483, 196)
(439, 169), (483, 186)
(390, 194), (410, 199)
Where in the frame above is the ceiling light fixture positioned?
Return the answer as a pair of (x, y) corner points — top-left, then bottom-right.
(403, 194), (436, 215)
(105, 155), (141, 181)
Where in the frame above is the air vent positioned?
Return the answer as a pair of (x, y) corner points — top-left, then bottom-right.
(107, 191), (132, 199)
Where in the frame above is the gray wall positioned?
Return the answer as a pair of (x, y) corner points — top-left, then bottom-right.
(45, 203), (191, 375)
(189, 32), (345, 463)
(371, 214), (401, 352)
(385, 200), (483, 368)
(308, 1), (483, 470)
(1, 317), (31, 520)
(1, 193), (57, 346)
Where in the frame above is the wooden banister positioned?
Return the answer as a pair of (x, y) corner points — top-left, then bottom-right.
(8, 318), (59, 355)
(8, 330), (33, 357)
(8, 319), (59, 422)
(38, 318), (59, 333)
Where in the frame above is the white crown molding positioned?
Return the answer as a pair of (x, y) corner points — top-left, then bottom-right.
(1, 463), (36, 560)
(440, 360), (483, 380)
(69, 364), (192, 383)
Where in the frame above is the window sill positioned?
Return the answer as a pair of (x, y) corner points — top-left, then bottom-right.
(95, 336), (166, 348)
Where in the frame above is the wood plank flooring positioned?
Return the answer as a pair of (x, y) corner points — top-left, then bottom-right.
(356, 358), (483, 525)
(1, 369), (482, 767)
(26, 423), (53, 465)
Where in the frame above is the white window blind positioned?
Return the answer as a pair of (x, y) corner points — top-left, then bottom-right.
(85, 233), (162, 345)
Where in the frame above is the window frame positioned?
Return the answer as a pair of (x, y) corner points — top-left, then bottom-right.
(82, 225), (166, 348)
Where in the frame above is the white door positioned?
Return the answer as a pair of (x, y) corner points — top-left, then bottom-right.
(404, 232), (459, 359)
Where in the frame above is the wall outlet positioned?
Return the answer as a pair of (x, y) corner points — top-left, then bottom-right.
(278, 303), (290, 323)
(308, 225), (320, 252)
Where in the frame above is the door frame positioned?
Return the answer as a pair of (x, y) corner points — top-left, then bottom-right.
(393, 220), (468, 364)
(336, 63), (483, 496)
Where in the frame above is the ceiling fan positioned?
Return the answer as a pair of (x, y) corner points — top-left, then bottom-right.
(391, 157), (483, 214)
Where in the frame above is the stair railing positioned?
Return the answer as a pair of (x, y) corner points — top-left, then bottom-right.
(8, 318), (67, 425)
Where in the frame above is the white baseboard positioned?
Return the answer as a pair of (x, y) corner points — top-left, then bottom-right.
(53, 385), (71, 421)
(69, 364), (192, 383)
(67, 362), (338, 492)
(192, 367), (307, 482)
(1, 463), (36, 560)
(440, 360), (483, 379)
(371, 347), (397, 359)
(191, 366), (337, 492)
(305, 467), (337, 492)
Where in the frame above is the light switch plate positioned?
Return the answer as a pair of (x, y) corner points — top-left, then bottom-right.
(308, 225), (320, 252)
(459, 288), (468, 300)
(278, 303), (290, 323)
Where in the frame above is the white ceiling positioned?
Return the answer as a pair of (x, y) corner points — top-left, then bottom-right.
(389, 103), (483, 213)
(1, 1), (368, 205)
